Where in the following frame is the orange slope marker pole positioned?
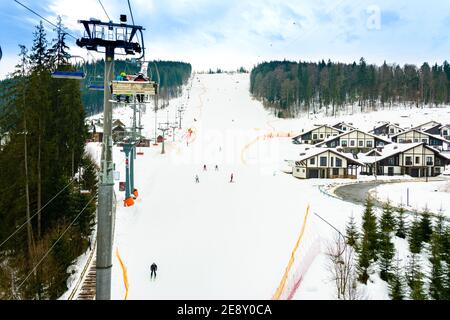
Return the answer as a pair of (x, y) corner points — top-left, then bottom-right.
(273, 205), (310, 300)
(116, 249), (129, 300)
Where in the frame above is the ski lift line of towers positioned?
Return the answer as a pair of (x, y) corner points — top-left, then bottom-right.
(75, 14), (150, 300)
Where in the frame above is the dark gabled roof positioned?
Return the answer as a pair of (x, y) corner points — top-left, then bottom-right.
(293, 125), (343, 140)
(316, 129), (392, 146)
(294, 147), (364, 166)
(369, 122), (405, 133)
(391, 129), (450, 143)
(361, 142), (449, 164)
(413, 120), (442, 130)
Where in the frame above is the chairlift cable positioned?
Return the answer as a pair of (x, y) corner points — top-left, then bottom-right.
(97, 0), (112, 22)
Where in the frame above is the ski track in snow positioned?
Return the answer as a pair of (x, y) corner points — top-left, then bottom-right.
(82, 73), (450, 300)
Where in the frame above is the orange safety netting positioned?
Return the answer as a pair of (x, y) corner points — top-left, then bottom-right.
(240, 131), (296, 165)
(116, 249), (129, 300)
(273, 205), (310, 300)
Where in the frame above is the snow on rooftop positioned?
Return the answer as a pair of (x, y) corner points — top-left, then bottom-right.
(360, 143), (423, 164)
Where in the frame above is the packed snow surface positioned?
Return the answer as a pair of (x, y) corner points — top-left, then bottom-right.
(80, 73), (450, 300)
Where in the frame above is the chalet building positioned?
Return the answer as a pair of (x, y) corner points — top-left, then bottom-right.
(113, 119), (126, 127)
(87, 123), (103, 143)
(391, 129), (450, 151)
(413, 120), (442, 132)
(369, 122), (405, 136)
(439, 124), (450, 140)
(112, 124), (126, 142)
(316, 130), (391, 154)
(332, 122), (357, 132)
(292, 125), (343, 145)
(360, 143), (450, 177)
(291, 148), (363, 179)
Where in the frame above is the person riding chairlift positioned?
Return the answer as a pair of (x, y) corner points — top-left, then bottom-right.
(134, 72), (147, 103)
(116, 72), (131, 103)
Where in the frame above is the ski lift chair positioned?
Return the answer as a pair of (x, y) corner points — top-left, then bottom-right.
(51, 55), (86, 80)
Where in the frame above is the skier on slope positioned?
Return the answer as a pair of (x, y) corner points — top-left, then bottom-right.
(150, 263), (158, 280)
(203, 164), (207, 171)
(230, 173), (234, 183)
(215, 165), (219, 171)
(195, 174), (200, 183)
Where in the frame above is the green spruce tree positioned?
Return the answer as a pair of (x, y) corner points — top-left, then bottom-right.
(409, 214), (423, 254)
(345, 214), (359, 249)
(361, 197), (378, 261)
(380, 201), (396, 234)
(388, 257), (405, 300)
(395, 206), (407, 239)
(406, 254), (427, 300)
(420, 208), (433, 244)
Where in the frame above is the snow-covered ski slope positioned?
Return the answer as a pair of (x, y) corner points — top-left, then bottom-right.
(99, 73), (450, 300)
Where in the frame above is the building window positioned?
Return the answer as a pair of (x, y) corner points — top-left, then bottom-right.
(313, 134), (318, 140)
(333, 168), (339, 176)
(388, 157), (395, 165)
(320, 134), (324, 139)
(390, 128), (395, 134)
(350, 140), (355, 147)
(320, 157), (327, 167)
(359, 140), (364, 147)
(422, 139), (428, 144)
(336, 158), (342, 168)
(310, 158), (315, 165)
(406, 156), (412, 166)
(427, 156), (433, 166)
(414, 139), (419, 143)
(415, 156), (420, 164)
(331, 157), (334, 167)
(399, 139), (404, 143)
(341, 140), (348, 147)
(444, 130), (449, 136)
(367, 141), (373, 148)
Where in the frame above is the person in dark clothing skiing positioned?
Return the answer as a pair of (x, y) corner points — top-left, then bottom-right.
(195, 174), (200, 183)
(230, 173), (234, 183)
(150, 263), (158, 279)
(215, 165), (219, 171)
(203, 164), (207, 171)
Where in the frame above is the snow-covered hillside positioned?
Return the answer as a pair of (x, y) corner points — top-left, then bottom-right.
(84, 73), (450, 300)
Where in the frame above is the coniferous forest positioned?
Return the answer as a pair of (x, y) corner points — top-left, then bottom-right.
(0, 19), (97, 299)
(344, 198), (450, 300)
(250, 59), (450, 118)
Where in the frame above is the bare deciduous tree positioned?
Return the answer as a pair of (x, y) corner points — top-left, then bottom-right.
(326, 233), (364, 300)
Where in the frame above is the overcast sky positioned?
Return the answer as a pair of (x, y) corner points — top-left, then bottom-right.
(1, 0), (450, 78)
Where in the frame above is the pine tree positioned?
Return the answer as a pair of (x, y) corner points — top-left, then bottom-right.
(406, 254), (427, 300)
(357, 237), (371, 284)
(395, 206), (407, 239)
(409, 215), (423, 254)
(361, 197), (378, 261)
(444, 225), (450, 299)
(29, 21), (50, 71)
(378, 229), (395, 282)
(380, 201), (396, 234)
(429, 213), (446, 300)
(420, 208), (433, 244)
(48, 16), (71, 69)
(345, 214), (359, 248)
(429, 232), (445, 300)
(388, 257), (405, 300)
